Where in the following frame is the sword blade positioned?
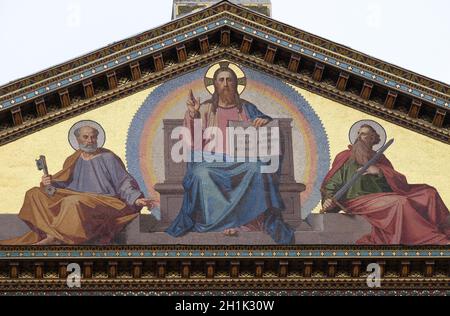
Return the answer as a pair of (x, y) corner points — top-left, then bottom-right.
(334, 138), (394, 201)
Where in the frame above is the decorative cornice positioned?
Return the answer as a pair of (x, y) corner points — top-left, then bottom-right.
(0, 1), (448, 110)
(0, 245), (448, 260)
(0, 49), (448, 146)
(0, 245), (448, 294)
(1, 290), (449, 296)
(0, 280), (449, 293)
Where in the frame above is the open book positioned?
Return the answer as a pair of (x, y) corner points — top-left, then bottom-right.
(227, 119), (280, 160)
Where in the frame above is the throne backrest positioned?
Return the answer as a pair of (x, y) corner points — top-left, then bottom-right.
(161, 118), (296, 183)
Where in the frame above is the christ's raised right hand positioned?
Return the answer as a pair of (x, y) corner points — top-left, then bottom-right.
(187, 89), (201, 114)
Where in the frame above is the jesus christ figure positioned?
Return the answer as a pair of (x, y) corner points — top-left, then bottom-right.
(165, 64), (294, 244)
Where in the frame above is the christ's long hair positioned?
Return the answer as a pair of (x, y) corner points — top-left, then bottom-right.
(351, 124), (381, 165)
(209, 67), (242, 114)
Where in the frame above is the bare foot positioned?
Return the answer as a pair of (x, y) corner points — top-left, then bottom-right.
(223, 228), (239, 237)
(33, 235), (61, 245)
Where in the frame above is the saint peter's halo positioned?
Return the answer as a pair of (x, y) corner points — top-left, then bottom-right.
(204, 60), (247, 95)
(349, 120), (387, 151)
(68, 120), (106, 150)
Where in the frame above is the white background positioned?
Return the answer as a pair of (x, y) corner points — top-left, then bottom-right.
(0, 0), (449, 86)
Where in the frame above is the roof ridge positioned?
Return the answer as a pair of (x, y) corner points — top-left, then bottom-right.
(0, 0), (448, 98)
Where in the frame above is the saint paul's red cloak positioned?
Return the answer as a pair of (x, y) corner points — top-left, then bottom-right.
(322, 147), (449, 245)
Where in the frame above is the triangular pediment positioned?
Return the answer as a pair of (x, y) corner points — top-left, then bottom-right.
(0, 0), (448, 145)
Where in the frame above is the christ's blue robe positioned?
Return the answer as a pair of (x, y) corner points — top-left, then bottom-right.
(166, 101), (295, 244)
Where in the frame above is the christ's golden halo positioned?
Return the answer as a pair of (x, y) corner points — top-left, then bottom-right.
(204, 60), (247, 95)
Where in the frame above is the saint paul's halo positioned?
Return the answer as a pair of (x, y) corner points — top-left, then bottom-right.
(204, 60), (247, 95)
(349, 119), (387, 151)
(68, 120), (106, 150)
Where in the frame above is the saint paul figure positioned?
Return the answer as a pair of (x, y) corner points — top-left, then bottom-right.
(321, 120), (450, 245)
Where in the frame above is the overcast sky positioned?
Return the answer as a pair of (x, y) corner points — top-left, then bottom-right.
(0, 0), (449, 86)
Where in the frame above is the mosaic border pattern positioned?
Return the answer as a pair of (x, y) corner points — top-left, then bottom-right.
(0, 248), (448, 260)
(1, 16), (448, 111)
(0, 290), (448, 296)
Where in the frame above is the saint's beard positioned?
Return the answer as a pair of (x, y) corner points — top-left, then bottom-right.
(351, 138), (376, 165)
(79, 142), (98, 153)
